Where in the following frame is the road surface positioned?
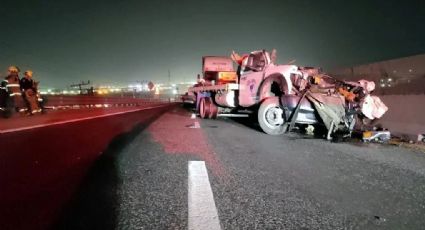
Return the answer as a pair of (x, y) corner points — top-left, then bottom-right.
(54, 106), (425, 230)
(0, 104), (173, 230)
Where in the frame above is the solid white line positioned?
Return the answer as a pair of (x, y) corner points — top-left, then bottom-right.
(188, 161), (221, 230)
(0, 104), (169, 134)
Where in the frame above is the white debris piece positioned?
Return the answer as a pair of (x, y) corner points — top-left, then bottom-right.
(361, 95), (388, 120)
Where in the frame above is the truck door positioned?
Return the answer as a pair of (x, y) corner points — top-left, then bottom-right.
(238, 52), (267, 107)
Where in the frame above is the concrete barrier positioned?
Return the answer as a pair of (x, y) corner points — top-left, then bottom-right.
(375, 94), (425, 140)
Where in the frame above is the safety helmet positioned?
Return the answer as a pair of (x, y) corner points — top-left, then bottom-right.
(25, 70), (33, 78)
(8, 66), (20, 73)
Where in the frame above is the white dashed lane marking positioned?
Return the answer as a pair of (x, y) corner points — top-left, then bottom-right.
(188, 161), (221, 230)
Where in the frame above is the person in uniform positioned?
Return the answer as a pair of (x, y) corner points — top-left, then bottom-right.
(20, 70), (41, 114)
(5, 66), (25, 112)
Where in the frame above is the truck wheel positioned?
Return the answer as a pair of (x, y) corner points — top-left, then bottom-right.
(199, 97), (210, 119)
(258, 97), (285, 135)
(209, 100), (218, 119)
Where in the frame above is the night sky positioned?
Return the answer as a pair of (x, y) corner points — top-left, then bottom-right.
(1, 0), (424, 88)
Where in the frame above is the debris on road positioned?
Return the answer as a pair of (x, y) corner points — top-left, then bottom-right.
(418, 134), (425, 143)
(388, 136), (425, 153)
(362, 130), (391, 143)
(305, 125), (315, 135)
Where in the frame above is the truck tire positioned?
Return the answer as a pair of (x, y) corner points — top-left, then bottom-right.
(209, 100), (218, 119)
(199, 97), (210, 119)
(258, 97), (285, 135)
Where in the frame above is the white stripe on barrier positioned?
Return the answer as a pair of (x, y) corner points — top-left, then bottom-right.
(0, 104), (169, 134)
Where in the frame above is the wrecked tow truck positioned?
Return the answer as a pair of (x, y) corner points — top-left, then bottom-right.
(189, 49), (388, 140)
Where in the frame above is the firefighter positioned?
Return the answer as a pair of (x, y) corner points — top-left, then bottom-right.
(21, 70), (41, 114)
(20, 70), (35, 91)
(5, 66), (25, 112)
(6, 66), (21, 90)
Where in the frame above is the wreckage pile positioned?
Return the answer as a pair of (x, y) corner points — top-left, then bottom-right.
(294, 70), (389, 141)
(192, 49), (391, 141)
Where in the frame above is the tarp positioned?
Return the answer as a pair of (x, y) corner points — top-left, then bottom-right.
(306, 92), (346, 131)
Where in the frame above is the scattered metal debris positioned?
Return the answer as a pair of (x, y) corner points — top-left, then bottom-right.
(305, 125), (315, 135)
(418, 134), (425, 143)
(363, 130), (391, 143)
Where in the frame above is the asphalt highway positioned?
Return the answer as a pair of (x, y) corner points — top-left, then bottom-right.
(55, 106), (425, 230)
(0, 103), (173, 230)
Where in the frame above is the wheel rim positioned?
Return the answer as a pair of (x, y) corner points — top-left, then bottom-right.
(264, 105), (284, 128)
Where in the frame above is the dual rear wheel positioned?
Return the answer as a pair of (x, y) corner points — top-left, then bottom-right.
(199, 97), (218, 119)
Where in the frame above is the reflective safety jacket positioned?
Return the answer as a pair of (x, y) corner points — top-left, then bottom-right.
(5, 74), (21, 96)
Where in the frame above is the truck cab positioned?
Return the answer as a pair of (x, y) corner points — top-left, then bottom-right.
(189, 50), (318, 135)
(237, 50), (299, 107)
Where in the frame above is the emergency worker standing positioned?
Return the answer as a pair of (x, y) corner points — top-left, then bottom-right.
(5, 66), (25, 112)
(20, 70), (41, 114)
(20, 70), (35, 91)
